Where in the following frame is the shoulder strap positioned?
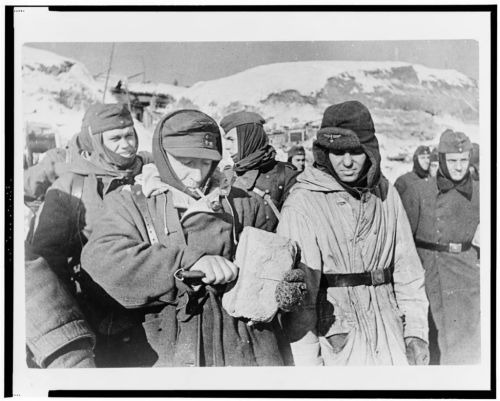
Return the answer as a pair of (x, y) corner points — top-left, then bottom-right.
(131, 184), (159, 245)
(70, 174), (85, 248)
(252, 187), (281, 221)
(277, 162), (286, 198)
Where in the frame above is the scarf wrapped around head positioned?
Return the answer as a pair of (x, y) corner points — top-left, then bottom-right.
(82, 103), (141, 178)
(412, 145), (431, 179)
(313, 101), (387, 199)
(220, 111), (276, 174)
(152, 109), (222, 198)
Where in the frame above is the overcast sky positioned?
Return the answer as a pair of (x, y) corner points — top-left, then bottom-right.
(28, 40), (478, 87)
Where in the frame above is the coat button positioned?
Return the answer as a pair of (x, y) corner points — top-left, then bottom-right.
(266, 175), (270, 179)
(264, 201), (268, 205)
(122, 336), (131, 343)
(265, 189), (270, 194)
(278, 185), (283, 190)
(266, 215), (270, 220)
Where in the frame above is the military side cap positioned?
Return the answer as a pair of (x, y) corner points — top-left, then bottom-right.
(83, 103), (134, 135)
(159, 109), (222, 161)
(415, 145), (431, 156)
(220, 111), (265, 133)
(438, 129), (472, 153)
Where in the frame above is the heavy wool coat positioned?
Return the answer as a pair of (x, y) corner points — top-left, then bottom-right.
(400, 177), (480, 364)
(80, 180), (291, 367)
(232, 160), (299, 232)
(30, 155), (144, 282)
(28, 154), (144, 367)
(277, 167), (429, 365)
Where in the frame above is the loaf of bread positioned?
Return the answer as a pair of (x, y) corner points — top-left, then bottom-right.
(222, 226), (298, 323)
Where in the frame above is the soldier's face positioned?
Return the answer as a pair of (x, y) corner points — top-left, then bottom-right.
(291, 155), (306, 171)
(417, 154), (430, 171)
(429, 161), (439, 177)
(223, 128), (239, 161)
(102, 127), (138, 158)
(445, 151), (470, 181)
(329, 148), (367, 183)
(167, 153), (213, 190)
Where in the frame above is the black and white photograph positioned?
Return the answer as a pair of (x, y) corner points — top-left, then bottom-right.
(6, 4), (494, 397)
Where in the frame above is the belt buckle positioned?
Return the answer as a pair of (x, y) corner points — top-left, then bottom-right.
(449, 243), (462, 253)
(370, 269), (386, 286)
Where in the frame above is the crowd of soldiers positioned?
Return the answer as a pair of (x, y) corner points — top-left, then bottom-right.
(23, 100), (480, 368)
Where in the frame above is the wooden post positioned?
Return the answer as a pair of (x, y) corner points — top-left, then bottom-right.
(102, 43), (115, 103)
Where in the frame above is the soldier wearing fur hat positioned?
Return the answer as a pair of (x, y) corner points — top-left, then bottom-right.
(400, 129), (480, 365)
(277, 101), (429, 366)
(28, 103), (147, 368)
(394, 145), (431, 196)
(220, 111), (299, 232)
(81, 109), (297, 367)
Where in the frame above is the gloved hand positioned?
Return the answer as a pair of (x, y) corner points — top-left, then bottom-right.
(275, 269), (307, 313)
(405, 337), (429, 365)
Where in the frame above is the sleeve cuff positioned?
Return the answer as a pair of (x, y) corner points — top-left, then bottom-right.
(28, 319), (96, 368)
(404, 326), (429, 343)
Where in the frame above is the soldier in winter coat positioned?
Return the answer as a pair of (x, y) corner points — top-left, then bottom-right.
(81, 109), (297, 367)
(24, 147), (67, 215)
(277, 101), (429, 366)
(400, 129), (480, 365)
(28, 103), (146, 367)
(287, 145), (306, 172)
(394, 145), (431, 196)
(429, 148), (439, 177)
(220, 111), (299, 232)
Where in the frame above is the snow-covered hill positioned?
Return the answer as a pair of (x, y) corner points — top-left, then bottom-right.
(22, 47), (102, 141)
(22, 46), (479, 181)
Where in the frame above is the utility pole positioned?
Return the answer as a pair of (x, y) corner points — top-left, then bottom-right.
(141, 56), (146, 83)
(103, 43), (116, 102)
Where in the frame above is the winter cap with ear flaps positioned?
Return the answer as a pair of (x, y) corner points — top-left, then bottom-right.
(220, 111), (265, 133)
(313, 100), (385, 196)
(316, 100), (375, 151)
(438, 129), (472, 153)
(82, 103), (134, 135)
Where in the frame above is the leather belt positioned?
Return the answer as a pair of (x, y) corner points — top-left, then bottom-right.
(321, 268), (393, 288)
(415, 239), (472, 254)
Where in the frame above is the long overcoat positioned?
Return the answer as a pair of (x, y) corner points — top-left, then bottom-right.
(277, 167), (429, 365)
(80, 178), (291, 367)
(401, 177), (480, 364)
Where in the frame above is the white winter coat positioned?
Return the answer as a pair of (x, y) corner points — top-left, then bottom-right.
(277, 167), (428, 365)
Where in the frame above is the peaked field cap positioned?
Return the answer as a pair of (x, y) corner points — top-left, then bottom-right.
(438, 129), (472, 153)
(415, 145), (431, 155)
(83, 103), (134, 135)
(159, 109), (222, 161)
(220, 111), (266, 133)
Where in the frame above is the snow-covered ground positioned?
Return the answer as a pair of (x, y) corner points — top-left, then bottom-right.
(22, 45), (479, 183)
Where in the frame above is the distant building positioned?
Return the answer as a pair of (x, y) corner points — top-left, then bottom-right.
(268, 121), (320, 148)
(24, 122), (58, 167)
(110, 84), (174, 129)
